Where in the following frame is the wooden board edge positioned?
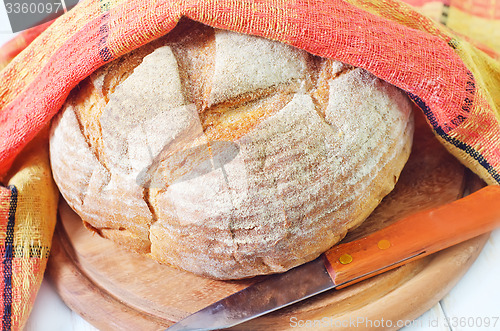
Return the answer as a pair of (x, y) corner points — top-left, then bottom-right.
(46, 217), (490, 331)
(47, 220), (173, 331)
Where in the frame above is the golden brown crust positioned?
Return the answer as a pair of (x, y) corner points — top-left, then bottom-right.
(49, 20), (414, 279)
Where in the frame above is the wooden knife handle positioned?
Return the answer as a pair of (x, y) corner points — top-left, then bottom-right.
(323, 185), (500, 288)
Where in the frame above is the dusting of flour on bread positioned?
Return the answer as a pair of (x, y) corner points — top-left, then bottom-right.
(50, 20), (414, 279)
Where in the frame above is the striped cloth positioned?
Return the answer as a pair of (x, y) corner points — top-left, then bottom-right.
(0, 129), (57, 330)
(0, 0), (499, 329)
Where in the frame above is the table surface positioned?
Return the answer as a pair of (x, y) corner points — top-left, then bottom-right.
(1, 17), (500, 331)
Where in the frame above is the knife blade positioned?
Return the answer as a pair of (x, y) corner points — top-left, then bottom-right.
(167, 185), (500, 331)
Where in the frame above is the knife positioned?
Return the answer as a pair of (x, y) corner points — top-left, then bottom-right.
(166, 185), (500, 331)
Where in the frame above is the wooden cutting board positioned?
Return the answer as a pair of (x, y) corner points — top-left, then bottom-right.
(46, 112), (490, 330)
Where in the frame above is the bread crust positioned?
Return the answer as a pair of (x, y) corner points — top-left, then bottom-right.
(50, 20), (414, 279)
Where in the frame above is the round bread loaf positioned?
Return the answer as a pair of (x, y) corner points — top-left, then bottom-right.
(49, 20), (414, 279)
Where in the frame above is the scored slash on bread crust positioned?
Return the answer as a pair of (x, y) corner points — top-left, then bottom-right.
(49, 20), (414, 279)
